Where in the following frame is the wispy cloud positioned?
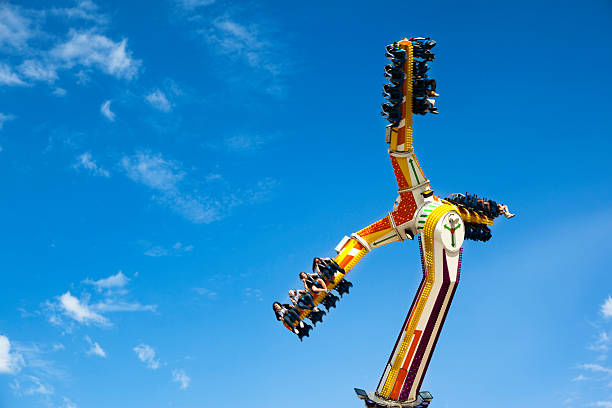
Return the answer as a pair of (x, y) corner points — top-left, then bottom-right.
(18, 60), (57, 83)
(206, 17), (275, 73)
(10, 375), (53, 396)
(1, 2), (140, 90)
(51, 0), (108, 25)
(120, 151), (220, 223)
(120, 151), (276, 224)
(146, 89), (171, 112)
(193, 287), (218, 299)
(0, 4), (33, 51)
(172, 369), (190, 389)
(57, 292), (109, 326)
(602, 296), (612, 319)
(243, 287), (263, 302)
(121, 152), (184, 191)
(62, 397), (77, 408)
(47, 275), (156, 328)
(144, 241), (194, 257)
(51, 30), (140, 80)
(174, 2), (287, 95)
(593, 402), (612, 408)
(0, 335), (24, 374)
(73, 152), (110, 177)
(100, 100), (115, 121)
(93, 299), (156, 313)
(176, 0), (216, 11)
(0, 112), (15, 129)
(85, 336), (106, 358)
(11, 342), (67, 380)
(133, 344), (160, 370)
(580, 363), (612, 375)
(0, 62), (26, 86)
(53, 87), (67, 97)
(83, 271), (129, 292)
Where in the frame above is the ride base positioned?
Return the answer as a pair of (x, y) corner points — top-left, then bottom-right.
(354, 388), (433, 408)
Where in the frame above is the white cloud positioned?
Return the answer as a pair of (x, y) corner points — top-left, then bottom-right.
(0, 335), (24, 374)
(207, 18), (264, 68)
(0, 4), (32, 50)
(73, 152), (110, 177)
(593, 402), (612, 408)
(18, 60), (57, 83)
(589, 332), (611, 355)
(10, 343), (66, 380)
(85, 336), (106, 358)
(172, 369), (190, 389)
(83, 271), (129, 291)
(0, 112), (15, 129)
(133, 344), (160, 370)
(10, 375), (53, 396)
(144, 242), (194, 257)
(93, 299), (156, 313)
(120, 152), (184, 191)
(100, 100), (115, 121)
(51, 30), (140, 80)
(602, 296), (612, 319)
(62, 397), (77, 408)
(193, 287), (217, 299)
(52, 344), (64, 351)
(177, 0), (216, 10)
(58, 292), (109, 326)
(155, 191), (220, 224)
(0, 62), (26, 86)
(243, 287), (263, 302)
(204, 16), (283, 87)
(581, 363), (612, 375)
(53, 87), (67, 96)
(146, 89), (171, 112)
(48, 274), (155, 328)
(572, 374), (587, 381)
(51, 0), (107, 25)
(121, 151), (272, 224)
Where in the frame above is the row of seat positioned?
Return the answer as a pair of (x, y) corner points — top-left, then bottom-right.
(274, 258), (354, 340)
(445, 192), (502, 219)
(464, 222), (492, 242)
(381, 37), (439, 126)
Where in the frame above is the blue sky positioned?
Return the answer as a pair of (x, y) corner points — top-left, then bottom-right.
(0, 0), (611, 407)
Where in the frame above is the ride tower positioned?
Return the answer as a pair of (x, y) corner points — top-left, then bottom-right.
(274, 37), (514, 408)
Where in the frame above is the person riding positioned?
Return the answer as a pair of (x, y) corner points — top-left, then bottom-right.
(313, 257), (345, 282)
(448, 193), (515, 219)
(299, 272), (328, 295)
(273, 302), (303, 335)
(288, 289), (315, 310)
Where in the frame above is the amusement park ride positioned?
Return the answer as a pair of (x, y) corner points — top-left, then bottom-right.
(273, 37), (514, 408)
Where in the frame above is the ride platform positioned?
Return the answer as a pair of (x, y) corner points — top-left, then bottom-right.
(354, 388), (433, 408)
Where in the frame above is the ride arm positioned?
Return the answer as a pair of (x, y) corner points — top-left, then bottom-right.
(386, 39), (415, 153)
(298, 213), (405, 321)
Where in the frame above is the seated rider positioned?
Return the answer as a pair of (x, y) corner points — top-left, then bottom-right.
(299, 272), (328, 295)
(474, 196), (516, 218)
(313, 257), (345, 282)
(425, 98), (438, 114)
(450, 193), (515, 219)
(273, 302), (303, 335)
(288, 289), (315, 310)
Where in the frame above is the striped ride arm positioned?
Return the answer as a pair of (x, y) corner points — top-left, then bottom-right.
(299, 214), (404, 320)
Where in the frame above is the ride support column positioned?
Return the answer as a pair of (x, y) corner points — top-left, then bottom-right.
(377, 204), (464, 403)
